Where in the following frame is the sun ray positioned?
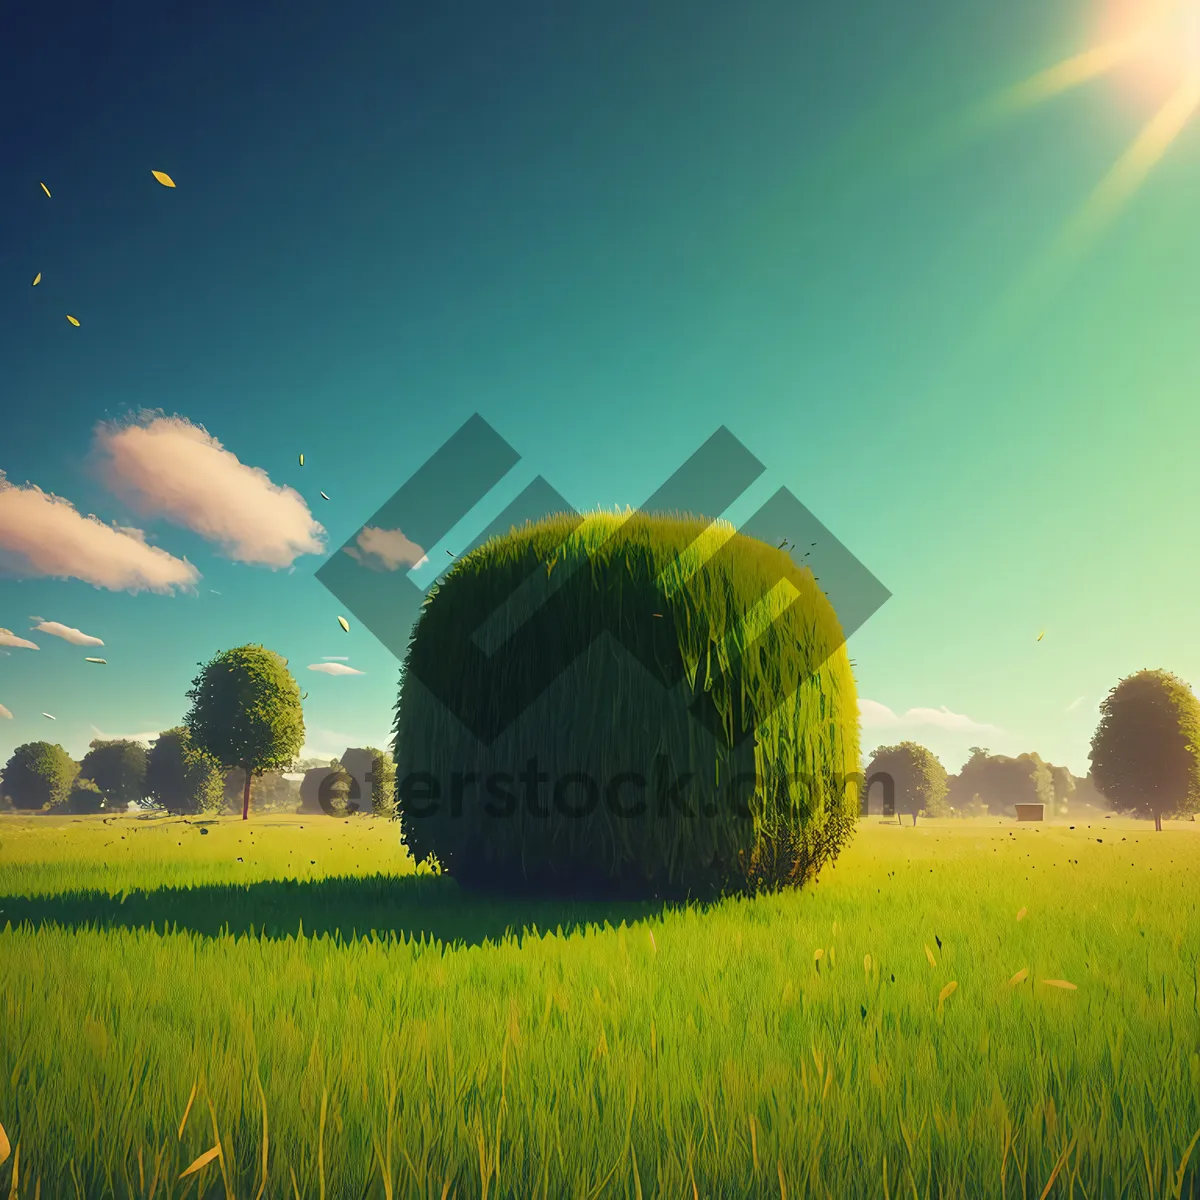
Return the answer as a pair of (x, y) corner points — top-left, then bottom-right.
(994, 40), (1141, 115)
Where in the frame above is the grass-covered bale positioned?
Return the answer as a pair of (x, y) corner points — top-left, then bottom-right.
(392, 509), (861, 899)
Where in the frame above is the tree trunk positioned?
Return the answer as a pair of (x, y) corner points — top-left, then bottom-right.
(897, 811), (903, 826)
(242, 767), (253, 821)
(913, 812), (919, 827)
(1155, 810), (1162, 832)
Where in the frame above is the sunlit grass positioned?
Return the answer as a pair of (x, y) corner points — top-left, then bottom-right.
(1, 814), (1198, 1197)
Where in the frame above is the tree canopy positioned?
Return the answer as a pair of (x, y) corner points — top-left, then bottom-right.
(946, 747), (1054, 817)
(1, 742), (80, 811)
(145, 726), (225, 815)
(863, 742), (948, 824)
(184, 644), (305, 820)
(1090, 668), (1200, 831)
(79, 738), (148, 809)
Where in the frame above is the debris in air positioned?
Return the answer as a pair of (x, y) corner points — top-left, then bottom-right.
(320, 491), (329, 500)
(66, 315), (80, 326)
(151, 170), (176, 188)
(1037, 631), (1045, 642)
(337, 616), (350, 633)
(299, 453), (305, 466)
(40, 182), (51, 197)
(85, 657), (107, 664)
(42, 712), (56, 720)
(32, 272), (41, 287)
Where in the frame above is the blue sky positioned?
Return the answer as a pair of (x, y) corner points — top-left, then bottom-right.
(3, 0), (1200, 775)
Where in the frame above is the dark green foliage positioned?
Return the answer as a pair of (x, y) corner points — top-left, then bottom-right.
(0, 742), (80, 810)
(79, 739), (148, 809)
(220, 768), (300, 814)
(146, 727), (225, 815)
(62, 777), (106, 815)
(1090, 668), (1200, 831)
(863, 742), (949, 824)
(946, 747), (1054, 817)
(184, 644), (305, 819)
(392, 509), (861, 899)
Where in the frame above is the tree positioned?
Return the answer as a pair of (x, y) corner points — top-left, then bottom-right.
(62, 777), (106, 815)
(863, 742), (948, 825)
(145, 727), (225, 815)
(184, 645), (305, 820)
(1089, 668), (1200, 832)
(947, 748), (1053, 818)
(0, 742), (80, 811)
(365, 746), (397, 817)
(1047, 764), (1075, 817)
(219, 768), (299, 814)
(79, 739), (148, 809)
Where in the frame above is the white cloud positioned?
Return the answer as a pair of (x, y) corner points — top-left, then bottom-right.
(0, 470), (199, 594)
(92, 412), (326, 568)
(32, 621), (104, 647)
(859, 698), (1001, 734)
(0, 703), (12, 719)
(344, 526), (428, 572)
(307, 662), (365, 676)
(321, 656), (349, 661)
(88, 726), (162, 746)
(0, 629), (39, 650)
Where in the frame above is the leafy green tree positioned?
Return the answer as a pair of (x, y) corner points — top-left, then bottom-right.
(146, 727), (225, 815)
(63, 777), (106, 815)
(219, 768), (299, 814)
(79, 739), (148, 809)
(1089, 668), (1200, 832)
(864, 742), (949, 825)
(1047, 764), (1075, 817)
(365, 746), (397, 817)
(184, 645), (305, 820)
(0, 742), (80, 811)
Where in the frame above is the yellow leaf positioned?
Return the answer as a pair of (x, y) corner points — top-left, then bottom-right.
(40, 182), (51, 198)
(1016, 907), (1027, 922)
(66, 315), (80, 327)
(1042, 979), (1077, 991)
(298, 453), (305, 466)
(178, 1081), (198, 1140)
(337, 616), (350, 633)
(813, 947), (824, 963)
(1037, 631), (1045, 642)
(863, 954), (872, 974)
(31, 272), (41, 287)
(938, 980), (958, 1006)
(1007, 967), (1030, 987)
(0, 1120), (9, 1166)
(179, 1144), (222, 1179)
(925, 943), (937, 968)
(151, 170), (176, 187)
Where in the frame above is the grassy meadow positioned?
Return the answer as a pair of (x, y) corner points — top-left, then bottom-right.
(1, 811), (1198, 1198)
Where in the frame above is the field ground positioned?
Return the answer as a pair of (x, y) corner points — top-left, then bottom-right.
(1, 812), (1198, 1198)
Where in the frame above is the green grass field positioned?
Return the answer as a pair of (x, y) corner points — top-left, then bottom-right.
(1, 812), (1198, 1198)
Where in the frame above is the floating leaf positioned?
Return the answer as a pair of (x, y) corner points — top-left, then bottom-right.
(31, 272), (41, 287)
(1008, 967), (1030, 987)
(337, 616), (350, 633)
(937, 980), (958, 1006)
(1016, 907), (1027, 922)
(924, 944), (937, 968)
(319, 491), (329, 500)
(0, 1120), (9, 1166)
(179, 1144), (222, 1179)
(84, 657), (107, 665)
(1037, 631), (1045, 642)
(151, 170), (176, 188)
(298, 453), (305, 466)
(41, 713), (56, 720)
(40, 182), (51, 198)
(66, 315), (80, 327)
(1042, 979), (1077, 991)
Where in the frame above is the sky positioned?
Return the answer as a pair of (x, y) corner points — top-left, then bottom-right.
(2, 0), (1200, 776)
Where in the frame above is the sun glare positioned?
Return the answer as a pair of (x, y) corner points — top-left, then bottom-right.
(1099, 0), (1200, 95)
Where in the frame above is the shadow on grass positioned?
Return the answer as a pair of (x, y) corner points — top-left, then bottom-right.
(0, 873), (698, 948)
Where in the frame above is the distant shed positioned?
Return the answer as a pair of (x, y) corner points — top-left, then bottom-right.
(1015, 803), (1044, 822)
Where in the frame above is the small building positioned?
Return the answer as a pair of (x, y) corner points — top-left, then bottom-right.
(1014, 803), (1044, 822)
